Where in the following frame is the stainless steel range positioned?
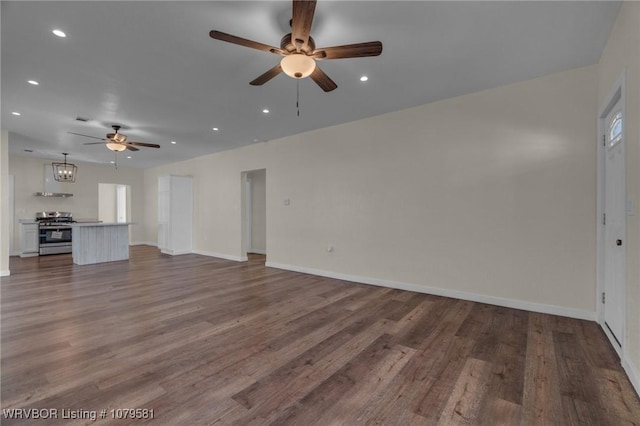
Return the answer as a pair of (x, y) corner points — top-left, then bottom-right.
(36, 211), (74, 255)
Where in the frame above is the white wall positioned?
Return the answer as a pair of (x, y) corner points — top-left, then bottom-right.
(145, 65), (598, 318)
(9, 155), (146, 252)
(597, 1), (640, 393)
(1, 130), (10, 276)
(98, 183), (117, 223)
(144, 146), (268, 258)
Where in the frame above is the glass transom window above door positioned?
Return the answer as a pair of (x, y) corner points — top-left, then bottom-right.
(607, 110), (622, 149)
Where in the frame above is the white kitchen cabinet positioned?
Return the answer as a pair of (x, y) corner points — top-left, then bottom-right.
(158, 175), (193, 255)
(19, 222), (39, 257)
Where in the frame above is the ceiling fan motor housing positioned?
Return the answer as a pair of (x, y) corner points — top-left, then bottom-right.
(280, 33), (316, 54)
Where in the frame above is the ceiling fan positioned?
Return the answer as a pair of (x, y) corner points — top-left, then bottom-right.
(209, 0), (382, 92)
(69, 125), (161, 152)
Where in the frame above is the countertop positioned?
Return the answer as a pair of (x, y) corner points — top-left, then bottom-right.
(19, 219), (102, 224)
(71, 222), (133, 227)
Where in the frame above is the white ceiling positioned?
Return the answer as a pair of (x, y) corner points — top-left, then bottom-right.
(2, 1), (620, 169)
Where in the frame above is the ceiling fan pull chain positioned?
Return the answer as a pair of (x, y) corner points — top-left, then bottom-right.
(297, 79), (300, 117)
(114, 152), (118, 170)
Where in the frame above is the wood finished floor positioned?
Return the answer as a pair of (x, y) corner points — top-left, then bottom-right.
(1, 246), (639, 425)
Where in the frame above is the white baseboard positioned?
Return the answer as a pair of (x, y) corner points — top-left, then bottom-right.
(19, 252), (39, 258)
(248, 249), (266, 255)
(125, 243), (250, 262)
(622, 356), (640, 398)
(161, 249), (192, 256)
(264, 262), (597, 321)
(0, 269), (10, 277)
(192, 249), (247, 262)
(600, 319), (623, 358)
(130, 241), (157, 247)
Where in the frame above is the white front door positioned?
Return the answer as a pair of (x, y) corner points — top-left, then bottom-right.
(603, 99), (626, 349)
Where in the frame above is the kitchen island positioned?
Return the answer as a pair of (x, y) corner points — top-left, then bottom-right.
(72, 223), (130, 265)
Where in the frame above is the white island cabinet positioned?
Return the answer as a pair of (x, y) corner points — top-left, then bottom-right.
(19, 220), (39, 257)
(71, 223), (130, 265)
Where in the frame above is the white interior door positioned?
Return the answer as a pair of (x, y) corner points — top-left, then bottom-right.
(603, 99), (625, 348)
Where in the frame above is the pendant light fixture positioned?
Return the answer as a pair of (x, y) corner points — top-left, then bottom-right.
(52, 153), (77, 182)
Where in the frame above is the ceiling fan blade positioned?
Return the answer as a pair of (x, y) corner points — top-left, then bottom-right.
(250, 64), (283, 86)
(125, 145), (140, 152)
(209, 30), (285, 55)
(126, 141), (161, 148)
(291, 0), (316, 50)
(310, 66), (337, 92)
(83, 142), (107, 145)
(312, 41), (383, 60)
(68, 132), (105, 141)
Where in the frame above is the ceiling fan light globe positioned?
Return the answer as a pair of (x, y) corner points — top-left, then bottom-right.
(280, 54), (316, 79)
(106, 142), (127, 152)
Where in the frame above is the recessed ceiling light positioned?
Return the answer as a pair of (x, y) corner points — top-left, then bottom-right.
(171, 141), (177, 145)
(52, 29), (66, 38)
(212, 127), (219, 131)
(253, 138), (259, 142)
(28, 80), (40, 86)
(360, 75), (369, 82)
(110, 161), (115, 164)
(126, 156), (132, 159)
(11, 112), (21, 116)
(262, 109), (270, 114)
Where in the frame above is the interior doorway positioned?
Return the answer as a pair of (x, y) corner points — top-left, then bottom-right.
(99, 184), (132, 241)
(241, 169), (266, 263)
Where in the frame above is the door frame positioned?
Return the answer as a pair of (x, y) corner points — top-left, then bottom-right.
(246, 175), (253, 254)
(9, 175), (15, 255)
(596, 71), (627, 358)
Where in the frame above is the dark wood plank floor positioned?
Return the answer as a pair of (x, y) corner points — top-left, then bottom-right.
(2, 246), (639, 425)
